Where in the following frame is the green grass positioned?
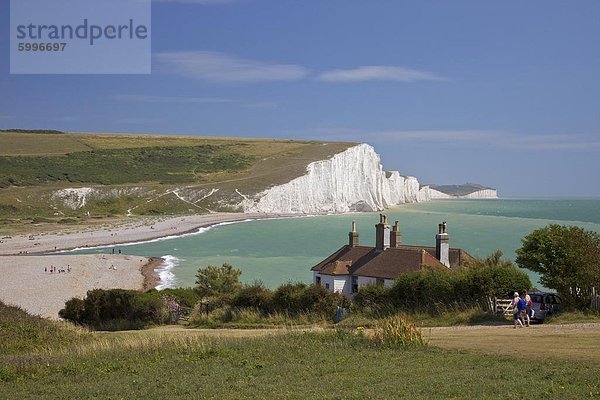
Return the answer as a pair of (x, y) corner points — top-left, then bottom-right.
(430, 183), (493, 196)
(0, 145), (254, 187)
(0, 301), (90, 354)
(546, 310), (600, 324)
(1, 329), (599, 399)
(338, 307), (506, 329)
(1, 304), (599, 398)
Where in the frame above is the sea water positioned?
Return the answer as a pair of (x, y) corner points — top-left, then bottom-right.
(72, 198), (600, 289)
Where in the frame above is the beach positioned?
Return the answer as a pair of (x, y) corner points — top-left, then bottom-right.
(0, 254), (163, 319)
(0, 212), (287, 256)
(0, 212), (292, 319)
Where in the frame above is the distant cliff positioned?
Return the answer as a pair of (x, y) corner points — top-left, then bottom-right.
(427, 184), (498, 199)
(241, 144), (431, 213)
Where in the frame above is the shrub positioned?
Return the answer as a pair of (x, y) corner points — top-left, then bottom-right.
(272, 283), (347, 317)
(353, 284), (392, 309)
(230, 281), (273, 313)
(195, 264), (242, 299)
(59, 298), (85, 322)
(59, 289), (170, 330)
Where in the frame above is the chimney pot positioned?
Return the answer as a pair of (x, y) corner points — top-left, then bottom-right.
(435, 222), (450, 267)
(390, 220), (402, 248)
(349, 221), (359, 247)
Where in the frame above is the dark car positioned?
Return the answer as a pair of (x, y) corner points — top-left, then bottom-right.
(528, 291), (561, 323)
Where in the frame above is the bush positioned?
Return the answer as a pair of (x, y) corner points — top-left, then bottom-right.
(230, 281), (273, 313)
(353, 284), (392, 309)
(59, 289), (171, 330)
(272, 283), (348, 317)
(359, 251), (533, 313)
(59, 298), (85, 322)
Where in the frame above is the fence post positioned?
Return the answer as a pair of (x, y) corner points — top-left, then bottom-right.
(493, 297), (498, 315)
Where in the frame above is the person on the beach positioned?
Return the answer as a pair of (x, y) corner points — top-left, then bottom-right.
(513, 292), (524, 328)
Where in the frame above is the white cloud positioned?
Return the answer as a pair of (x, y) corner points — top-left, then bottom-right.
(156, 51), (309, 83)
(113, 94), (233, 104)
(318, 66), (447, 82)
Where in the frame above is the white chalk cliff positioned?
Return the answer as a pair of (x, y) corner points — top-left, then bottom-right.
(241, 144), (432, 213)
(456, 189), (498, 199)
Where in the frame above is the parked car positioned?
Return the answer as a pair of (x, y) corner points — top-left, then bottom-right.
(528, 291), (561, 323)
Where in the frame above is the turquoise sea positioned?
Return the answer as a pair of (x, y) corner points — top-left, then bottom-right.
(72, 199), (600, 289)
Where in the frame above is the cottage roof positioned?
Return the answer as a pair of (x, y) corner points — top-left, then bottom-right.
(312, 245), (473, 279)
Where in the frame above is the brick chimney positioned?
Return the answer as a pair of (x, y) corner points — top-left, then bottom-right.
(375, 213), (390, 251)
(348, 221), (359, 247)
(435, 221), (450, 267)
(390, 220), (402, 248)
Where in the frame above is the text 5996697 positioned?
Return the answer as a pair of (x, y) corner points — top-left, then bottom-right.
(18, 43), (67, 51)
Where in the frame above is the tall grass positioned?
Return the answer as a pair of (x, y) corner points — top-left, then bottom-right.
(188, 305), (331, 328)
(369, 315), (426, 348)
(0, 301), (90, 355)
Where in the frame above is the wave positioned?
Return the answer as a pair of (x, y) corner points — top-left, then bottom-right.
(155, 255), (181, 290)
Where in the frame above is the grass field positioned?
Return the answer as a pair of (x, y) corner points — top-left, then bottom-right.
(1, 302), (599, 399)
(0, 131), (354, 230)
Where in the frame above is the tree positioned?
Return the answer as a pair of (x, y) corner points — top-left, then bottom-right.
(195, 264), (242, 298)
(516, 224), (600, 309)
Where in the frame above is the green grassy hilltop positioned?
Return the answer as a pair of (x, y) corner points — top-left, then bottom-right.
(0, 131), (354, 228)
(1, 301), (599, 399)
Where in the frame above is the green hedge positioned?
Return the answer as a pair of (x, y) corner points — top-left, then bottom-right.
(355, 262), (531, 312)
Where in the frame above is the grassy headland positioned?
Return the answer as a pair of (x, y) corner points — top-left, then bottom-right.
(0, 131), (354, 232)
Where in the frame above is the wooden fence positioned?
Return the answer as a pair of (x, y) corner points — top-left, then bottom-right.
(484, 297), (514, 316)
(591, 287), (600, 312)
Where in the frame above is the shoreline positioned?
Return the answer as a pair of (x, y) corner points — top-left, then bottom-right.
(0, 212), (305, 302)
(0, 212), (299, 256)
(141, 257), (165, 291)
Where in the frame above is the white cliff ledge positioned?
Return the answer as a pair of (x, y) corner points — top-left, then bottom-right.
(241, 144), (433, 213)
(427, 187), (498, 199)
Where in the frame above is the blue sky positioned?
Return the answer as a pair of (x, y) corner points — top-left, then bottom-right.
(1, 1), (600, 196)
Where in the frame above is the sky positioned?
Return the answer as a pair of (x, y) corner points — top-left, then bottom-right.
(1, 1), (599, 197)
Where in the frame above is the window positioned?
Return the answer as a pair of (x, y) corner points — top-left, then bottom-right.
(325, 283), (330, 290)
(316, 276), (321, 286)
(351, 276), (359, 293)
(376, 278), (385, 286)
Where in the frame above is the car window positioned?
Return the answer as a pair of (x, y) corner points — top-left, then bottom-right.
(530, 294), (543, 303)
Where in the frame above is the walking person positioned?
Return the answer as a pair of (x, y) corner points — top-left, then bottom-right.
(513, 292), (524, 328)
(524, 290), (533, 326)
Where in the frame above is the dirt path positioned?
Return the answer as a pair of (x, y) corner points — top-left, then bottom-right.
(427, 323), (600, 360)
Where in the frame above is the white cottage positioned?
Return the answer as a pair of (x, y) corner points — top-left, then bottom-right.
(311, 214), (473, 297)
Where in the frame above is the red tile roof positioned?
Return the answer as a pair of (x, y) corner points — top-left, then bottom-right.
(312, 245), (473, 280)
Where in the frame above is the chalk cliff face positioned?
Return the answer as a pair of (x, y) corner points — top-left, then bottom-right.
(424, 187), (498, 199)
(241, 144), (431, 213)
(457, 189), (498, 199)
